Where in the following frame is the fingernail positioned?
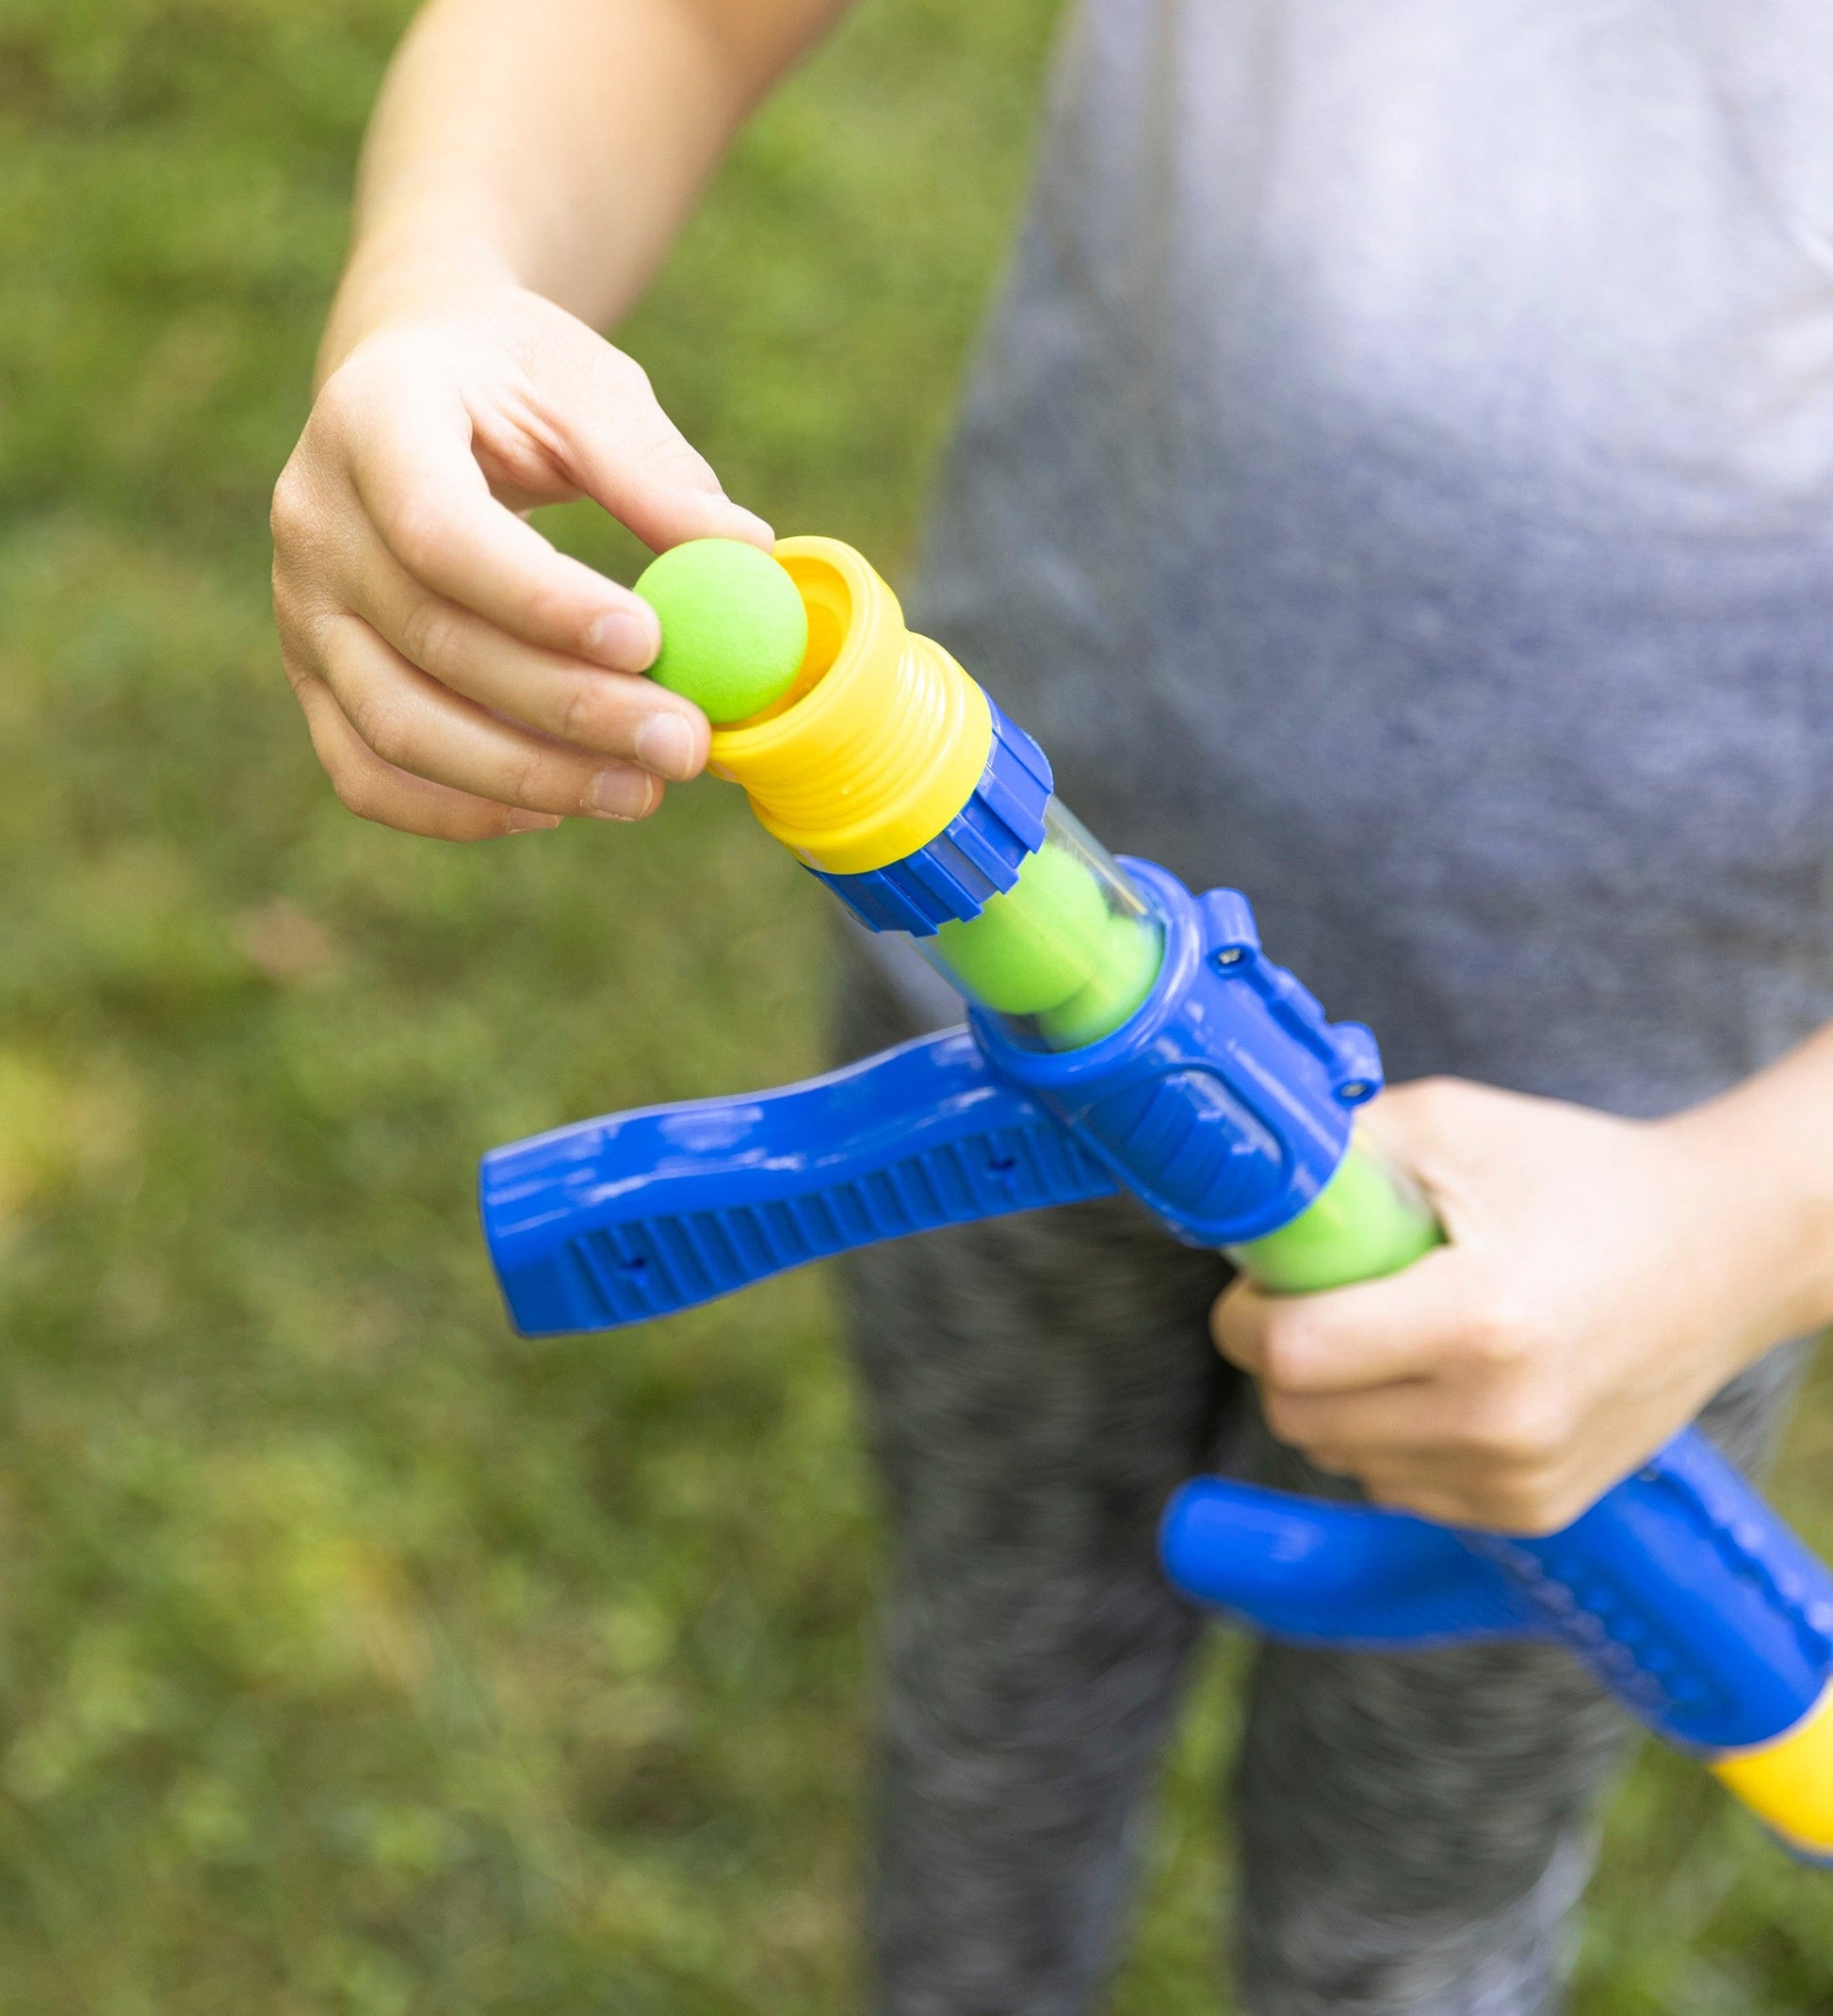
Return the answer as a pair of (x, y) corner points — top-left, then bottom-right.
(728, 507), (776, 548)
(589, 768), (658, 821)
(587, 604), (660, 671)
(634, 712), (699, 781)
(507, 810), (562, 834)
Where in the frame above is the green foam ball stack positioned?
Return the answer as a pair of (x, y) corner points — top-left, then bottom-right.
(934, 841), (1111, 1016)
(634, 539), (810, 724)
(935, 840), (1164, 1045)
(1035, 909), (1162, 1048)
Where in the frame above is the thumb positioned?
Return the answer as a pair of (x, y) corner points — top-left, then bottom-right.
(1348, 1074), (1489, 1208)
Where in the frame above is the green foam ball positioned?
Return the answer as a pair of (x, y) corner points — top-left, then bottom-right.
(933, 841), (1112, 1016)
(1231, 1141), (1442, 1292)
(1035, 912), (1162, 1049)
(633, 539), (809, 724)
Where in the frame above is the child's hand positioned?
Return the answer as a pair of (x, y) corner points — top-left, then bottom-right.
(271, 285), (772, 839)
(1212, 1077), (1807, 1534)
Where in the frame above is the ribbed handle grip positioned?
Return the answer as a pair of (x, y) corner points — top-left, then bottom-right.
(480, 1028), (1116, 1335)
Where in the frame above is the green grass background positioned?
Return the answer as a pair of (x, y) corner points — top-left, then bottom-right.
(1, 2), (1829, 2009)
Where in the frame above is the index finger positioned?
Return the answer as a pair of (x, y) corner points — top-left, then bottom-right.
(349, 382), (662, 673)
(1213, 1244), (1470, 1395)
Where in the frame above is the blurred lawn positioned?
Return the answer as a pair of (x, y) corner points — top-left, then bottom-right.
(0, 3), (1829, 2011)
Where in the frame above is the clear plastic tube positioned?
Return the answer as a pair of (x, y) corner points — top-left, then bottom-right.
(916, 803), (1437, 1282)
(1229, 1137), (1441, 1290)
(915, 801), (1164, 1052)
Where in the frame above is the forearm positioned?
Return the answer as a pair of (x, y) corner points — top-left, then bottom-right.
(1666, 1016), (1833, 1352)
(319, 0), (848, 381)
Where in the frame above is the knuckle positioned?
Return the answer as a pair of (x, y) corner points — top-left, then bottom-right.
(397, 595), (461, 674)
(556, 675), (615, 748)
(313, 364), (358, 424)
(269, 464), (313, 548)
(1258, 1325), (1313, 1391)
(326, 759), (384, 825)
(270, 570), (306, 646)
(1472, 1395), (1567, 1470)
(1398, 1073), (1481, 1142)
(380, 496), (449, 579)
(518, 578), (588, 645)
(640, 431), (718, 487)
(343, 688), (414, 769)
(505, 744), (557, 811)
(1463, 1292), (1539, 1371)
(1366, 1476), (1433, 1518)
(271, 567), (332, 652)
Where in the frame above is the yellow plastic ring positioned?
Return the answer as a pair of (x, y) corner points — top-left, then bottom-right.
(706, 537), (992, 876)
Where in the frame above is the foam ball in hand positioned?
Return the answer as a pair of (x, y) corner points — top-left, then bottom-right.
(633, 539), (809, 724)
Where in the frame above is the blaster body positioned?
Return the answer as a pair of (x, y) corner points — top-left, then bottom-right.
(481, 537), (1833, 1863)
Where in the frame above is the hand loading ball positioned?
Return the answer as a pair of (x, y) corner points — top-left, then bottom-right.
(634, 537), (1147, 1041)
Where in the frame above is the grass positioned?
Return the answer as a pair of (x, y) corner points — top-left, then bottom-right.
(0, 2), (1828, 2009)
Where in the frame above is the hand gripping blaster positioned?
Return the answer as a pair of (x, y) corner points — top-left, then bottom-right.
(480, 536), (1833, 1862)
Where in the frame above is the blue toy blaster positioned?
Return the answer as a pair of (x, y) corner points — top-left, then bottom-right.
(480, 537), (1833, 1861)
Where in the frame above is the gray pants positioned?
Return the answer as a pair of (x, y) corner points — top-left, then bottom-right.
(834, 943), (1808, 2016)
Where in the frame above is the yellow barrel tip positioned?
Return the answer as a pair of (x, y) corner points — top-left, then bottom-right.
(1711, 1682), (1833, 1861)
(706, 536), (992, 877)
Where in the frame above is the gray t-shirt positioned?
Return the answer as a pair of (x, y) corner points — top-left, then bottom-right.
(895, 0), (1833, 1116)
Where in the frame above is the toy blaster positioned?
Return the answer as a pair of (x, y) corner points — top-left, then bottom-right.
(479, 535), (1833, 1863)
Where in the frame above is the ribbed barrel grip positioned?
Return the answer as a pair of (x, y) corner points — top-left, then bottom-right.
(1165, 1428), (1833, 1762)
(1472, 1426), (1833, 1752)
(480, 1028), (1118, 1336)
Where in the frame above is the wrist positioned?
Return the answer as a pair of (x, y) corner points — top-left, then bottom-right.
(1660, 1085), (1833, 1361)
(316, 209), (525, 386)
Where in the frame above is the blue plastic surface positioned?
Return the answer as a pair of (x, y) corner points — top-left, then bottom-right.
(481, 1028), (1115, 1336)
(974, 863), (1382, 1246)
(813, 700), (1053, 935)
(1484, 1428), (1833, 1749)
(479, 857), (1833, 1777)
(481, 867), (1380, 1328)
(1160, 1477), (1551, 1647)
(1162, 1426), (1833, 1755)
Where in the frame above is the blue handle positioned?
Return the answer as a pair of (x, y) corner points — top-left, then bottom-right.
(1162, 1425), (1833, 1754)
(482, 866), (1382, 1325)
(1483, 1427), (1833, 1751)
(1160, 1477), (1551, 1647)
(479, 855), (1833, 1818)
(480, 1028), (1117, 1335)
